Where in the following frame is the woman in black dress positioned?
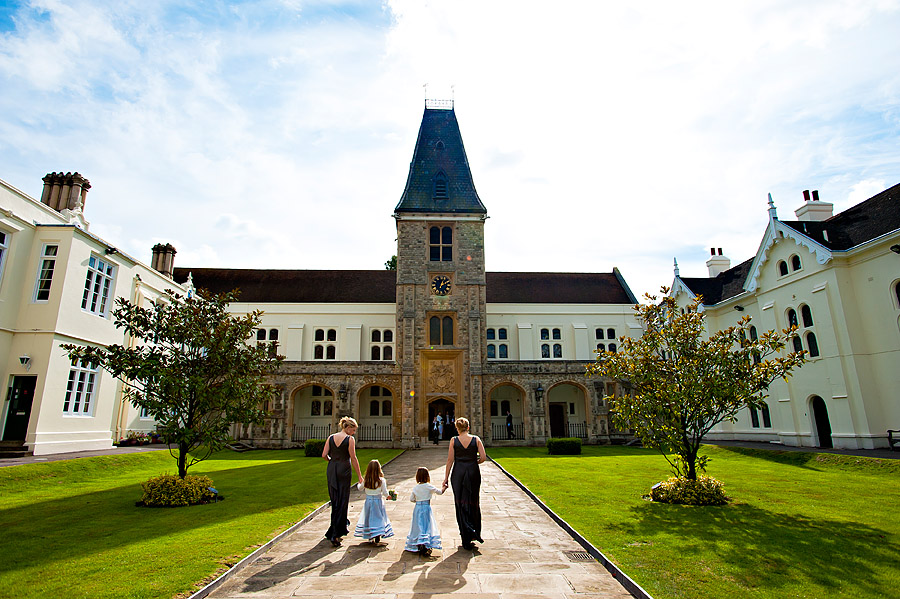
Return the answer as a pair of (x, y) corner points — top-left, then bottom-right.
(441, 417), (487, 550)
(321, 416), (363, 546)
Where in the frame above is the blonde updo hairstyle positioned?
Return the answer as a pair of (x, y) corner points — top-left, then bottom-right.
(339, 416), (358, 431)
(455, 417), (470, 433)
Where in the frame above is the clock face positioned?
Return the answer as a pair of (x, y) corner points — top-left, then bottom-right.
(431, 275), (452, 296)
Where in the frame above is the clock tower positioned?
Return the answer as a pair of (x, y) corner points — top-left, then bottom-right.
(393, 102), (488, 446)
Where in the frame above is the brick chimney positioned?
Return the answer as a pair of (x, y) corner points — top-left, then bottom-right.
(40, 172), (91, 212)
(151, 243), (177, 279)
(706, 247), (730, 277)
(794, 189), (833, 222)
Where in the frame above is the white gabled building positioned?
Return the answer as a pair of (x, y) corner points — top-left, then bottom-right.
(672, 185), (900, 450)
(0, 173), (184, 456)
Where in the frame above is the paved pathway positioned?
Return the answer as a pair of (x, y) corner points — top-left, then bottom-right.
(206, 447), (633, 599)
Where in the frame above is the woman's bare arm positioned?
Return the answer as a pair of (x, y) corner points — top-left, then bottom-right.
(476, 437), (487, 464)
(321, 435), (331, 461)
(348, 436), (363, 484)
(442, 440), (455, 491)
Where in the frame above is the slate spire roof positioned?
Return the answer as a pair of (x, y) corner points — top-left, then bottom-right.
(394, 107), (487, 214)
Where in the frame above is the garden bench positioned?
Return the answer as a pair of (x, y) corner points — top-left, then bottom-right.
(889, 430), (900, 451)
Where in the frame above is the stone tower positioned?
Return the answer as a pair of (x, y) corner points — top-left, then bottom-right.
(393, 103), (488, 447)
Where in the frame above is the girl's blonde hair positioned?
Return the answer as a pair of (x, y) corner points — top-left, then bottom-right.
(364, 459), (383, 489)
(455, 417), (470, 432)
(415, 467), (430, 483)
(339, 416), (358, 431)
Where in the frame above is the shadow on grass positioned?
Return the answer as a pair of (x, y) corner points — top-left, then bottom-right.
(490, 446), (661, 459)
(626, 501), (899, 595)
(707, 445), (825, 469)
(0, 458), (331, 575)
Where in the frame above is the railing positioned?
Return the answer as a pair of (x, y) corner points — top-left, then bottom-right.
(292, 423), (332, 442)
(491, 423), (525, 440)
(357, 423), (393, 442)
(566, 422), (589, 439)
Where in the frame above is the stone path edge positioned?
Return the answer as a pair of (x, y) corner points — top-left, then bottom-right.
(186, 450), (405, 599)
(488, 456), (654, 599)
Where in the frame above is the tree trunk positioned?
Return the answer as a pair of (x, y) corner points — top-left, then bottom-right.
(685, 448), (698, 480)
(178, 442), (188, 479)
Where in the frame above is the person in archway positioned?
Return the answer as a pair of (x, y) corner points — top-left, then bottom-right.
(441, 417), (487, 550)
(506, 410), (514, 439)
(431, 414), (440, 445)
(322, 416), (363, 546)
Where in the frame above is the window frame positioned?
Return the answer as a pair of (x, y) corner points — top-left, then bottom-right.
(62, 357), (99, 417)
(34, 243), (60, 303)
(428, 313), (455, 346)
(81, 254), (116, 317)
(313, 327), (338, 360)
(0, 230), (9, 290)
(429, 225), (453, 262)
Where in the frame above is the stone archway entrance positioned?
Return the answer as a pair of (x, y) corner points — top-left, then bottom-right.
(811, 396), (833, 449)
(428, 398), (455, 441)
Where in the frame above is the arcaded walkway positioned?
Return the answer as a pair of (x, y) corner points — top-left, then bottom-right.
(206, 447), (633, 598)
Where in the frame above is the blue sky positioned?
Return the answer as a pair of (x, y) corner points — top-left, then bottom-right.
(1, 0), (899, 300)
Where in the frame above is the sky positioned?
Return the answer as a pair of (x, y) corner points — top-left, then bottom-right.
(1, 0), (899, 300)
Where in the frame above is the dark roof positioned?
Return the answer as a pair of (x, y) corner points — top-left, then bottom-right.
(174, 268), (397, 303)
(487, 272), (635, 304)
(174, 268), (635, 305)
(394, 107), (487, 214)
(678, 258), (754, 305)
(780, 181), (900, 250)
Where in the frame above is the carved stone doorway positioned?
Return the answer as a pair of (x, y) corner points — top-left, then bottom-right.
(428, 398), (456, 442)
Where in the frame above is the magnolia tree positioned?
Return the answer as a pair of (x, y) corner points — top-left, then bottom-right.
(588, 289), (806, 481)
(63, 290), (282, 478)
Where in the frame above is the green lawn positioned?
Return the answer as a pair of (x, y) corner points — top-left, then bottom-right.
(0, 448), (401, 599)
(491, 445), (900, 599)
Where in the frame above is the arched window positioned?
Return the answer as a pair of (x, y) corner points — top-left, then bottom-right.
(498, 328), (507, 340)
(311, 400), (321, 416)
(370, 400), (380, 416)
(383, 346), (393, 360)
(327, 329), (337, 341)
(791, 254), (802, 271)
(553, 343), (562, 358)
(761, 402), (771, 428)
(371, 386), (381, 397)
(806, 332), (820, 357)
(429, 315), (454, 345)
(490, 400), (498, 416)
(895, 281), (900, 307)
(778, 260), (789, 276)
(749, 326), (758, 341)
(552, 328), (561, 340)
(597, 343), (605, 352)
(269, 329), (278, 341)
(315, 329), (324, 341)
(371, 330), (381, 342)
(792, 336), (803, 353)
(371, 346), (381, 360)
(314, 345), (323, 359)
(486, 328), (495, 340)
(500, 400), (511, 414)
(540, 328), (549, 340)
(324, 400), (333, 415)
(801, 305), (814, 327)
(541, 344), (550, 358)
(787, 309), (798, 327)
(257, 329), (266, 341)
(750, 406), (760, 428)
(595, 328), (604, 339)
(326, 345), (336, 359)
(384, 330), (393, 343)
(498, 344), (508, 358)
(487, 344), (496, 358)
(442, 316), (454, 345)
(607, 328), (616, 339)
(382, 400), (392, 416)
(609, 343), (617, 353)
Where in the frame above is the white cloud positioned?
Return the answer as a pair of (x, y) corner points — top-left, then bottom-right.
(1, 0), (899, 299)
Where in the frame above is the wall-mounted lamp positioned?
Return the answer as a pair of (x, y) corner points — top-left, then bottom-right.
(338, 384), (348, 401)
(19, 355), (31, 371)
(533, 383), (544, 401)
(734, 305), (744, 312)
(105, 246), (118, 255)
(890, 244), (900, 254)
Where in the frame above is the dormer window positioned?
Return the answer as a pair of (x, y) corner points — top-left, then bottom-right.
(433, 171), (448, 200)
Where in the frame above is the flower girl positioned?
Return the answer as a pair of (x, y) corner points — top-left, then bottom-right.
(405, 467), (444, 556)
(355, 460), (395, 544)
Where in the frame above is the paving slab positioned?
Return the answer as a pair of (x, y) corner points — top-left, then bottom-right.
(203, 447), (633, 599)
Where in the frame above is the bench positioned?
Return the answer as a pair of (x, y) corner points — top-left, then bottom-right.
(889, 430), (900, 451)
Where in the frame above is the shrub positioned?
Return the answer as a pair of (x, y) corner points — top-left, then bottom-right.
(305, 439), (326, 457)
(649, 475), (730, 505)
(140, 474), (218, 507)
(546, 437), (582, 455)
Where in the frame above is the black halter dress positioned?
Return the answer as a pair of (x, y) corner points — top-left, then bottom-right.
(325, 434), (352, 541)
(450, 436), (483, 546)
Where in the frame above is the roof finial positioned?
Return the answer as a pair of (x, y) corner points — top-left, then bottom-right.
(767, 192), (778, 220)
(423, 83), (428, 106)
(673, 258), (680, 277)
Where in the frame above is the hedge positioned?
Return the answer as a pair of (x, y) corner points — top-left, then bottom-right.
(305, 439), (326, 457)
(546, 437), (582, 455)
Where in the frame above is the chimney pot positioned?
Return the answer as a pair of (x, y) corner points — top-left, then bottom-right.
(812, 190), (819, 202)
(151, 243), (177, 279)
(710, 248), (715, 256)
(718, 248), (723, 255)
(803, 190), (811, 202)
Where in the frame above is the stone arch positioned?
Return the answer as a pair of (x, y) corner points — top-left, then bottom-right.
(356, 383), (395, 442)
(485, 381), (527, 441)
(545, 380), (590, 439)
(290, 383), (336, 440)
